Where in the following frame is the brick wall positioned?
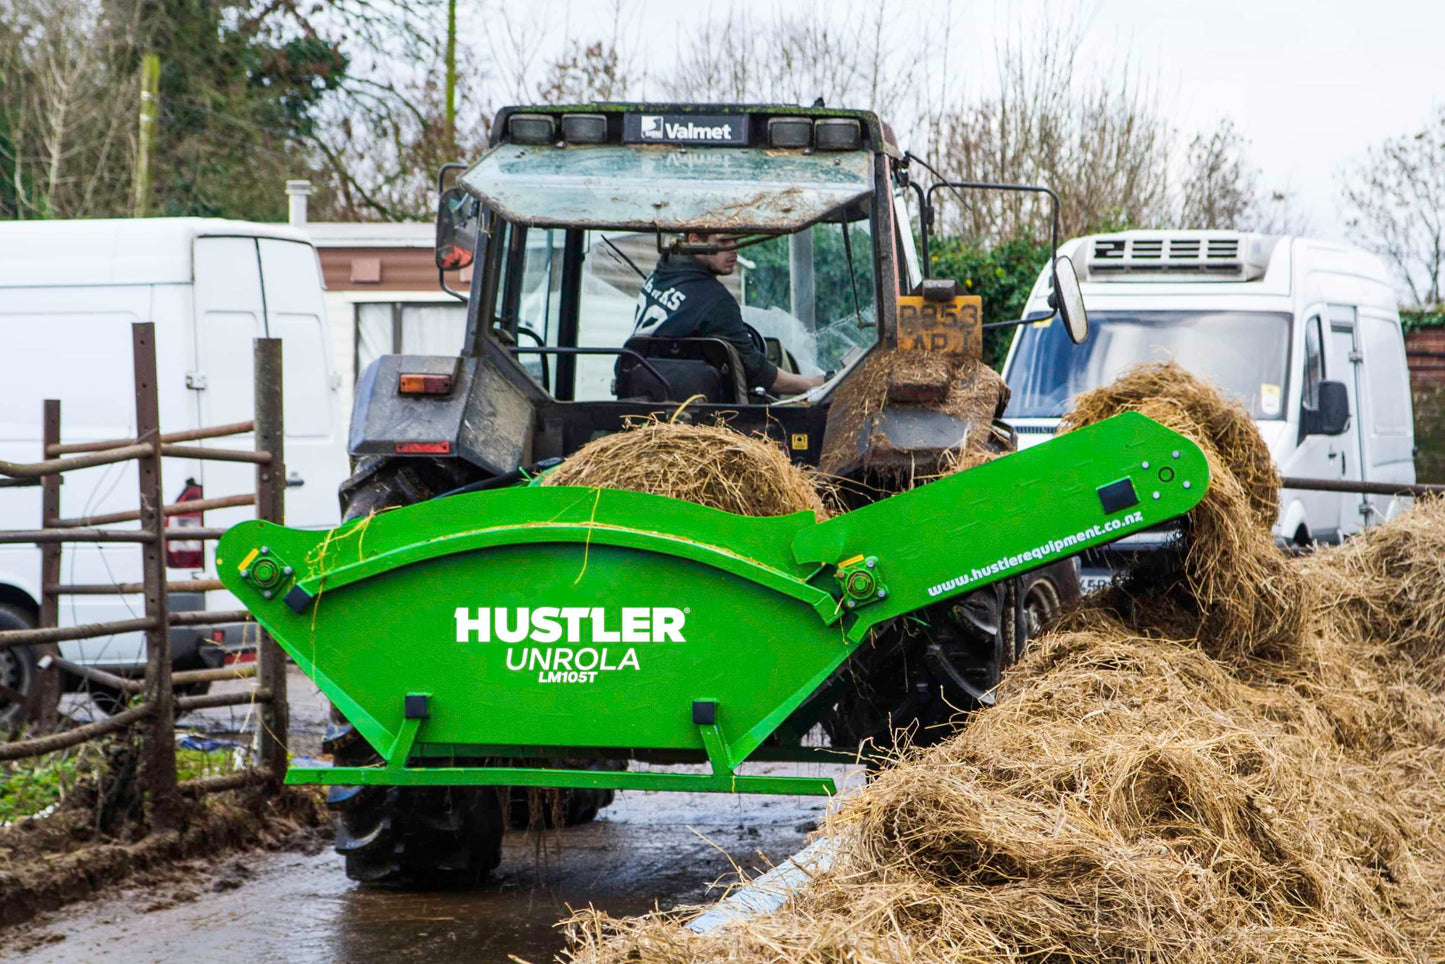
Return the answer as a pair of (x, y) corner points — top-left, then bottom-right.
(1407, 329), (1445, 389)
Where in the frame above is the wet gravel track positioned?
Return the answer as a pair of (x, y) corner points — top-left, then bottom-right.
(5, 669), (859, 963)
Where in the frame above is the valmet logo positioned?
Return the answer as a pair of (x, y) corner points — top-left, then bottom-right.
(624, 112), (748, 146)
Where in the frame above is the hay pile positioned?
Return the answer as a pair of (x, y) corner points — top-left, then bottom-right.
(542, 419), (830, 522)
(565, 363), (1445, 963)
(819, 350), (1010, 481)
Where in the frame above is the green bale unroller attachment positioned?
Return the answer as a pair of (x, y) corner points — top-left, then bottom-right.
(218, 412), (1207, 797)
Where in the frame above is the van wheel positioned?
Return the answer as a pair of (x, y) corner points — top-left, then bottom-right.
(0, 603), (53, 730)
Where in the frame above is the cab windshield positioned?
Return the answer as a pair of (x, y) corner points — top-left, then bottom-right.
(498, 216), (878, 400)
(1004, 309), (1292, 420)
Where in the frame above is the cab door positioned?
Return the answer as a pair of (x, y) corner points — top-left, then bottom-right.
(1328, 307), (1368, 536)
(1281, 314), (1342, 542)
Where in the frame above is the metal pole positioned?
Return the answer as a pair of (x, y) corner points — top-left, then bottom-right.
(132, 53), (160, 218)
(1281, 476), (1445, 497)
(254, 338), (289, 785)
(33, 401), (62, 728)
(133, 322), (180, 829)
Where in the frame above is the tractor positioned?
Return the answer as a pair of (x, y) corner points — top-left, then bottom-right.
(223, 104), (1197, 886)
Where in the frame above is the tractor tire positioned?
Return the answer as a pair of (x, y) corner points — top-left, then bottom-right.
(327, 459), (503, 887)
(821, 580), (1022, 753)
(1020, 561), (1080, 641)
(325, 717), (505, 887)
(0, 603), (49, 730)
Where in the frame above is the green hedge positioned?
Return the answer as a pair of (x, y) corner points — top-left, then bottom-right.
(1401, 308), (1445, 332)
(927, 235), (1050, 369)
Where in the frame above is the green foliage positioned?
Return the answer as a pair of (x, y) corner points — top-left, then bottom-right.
(148, 0), (348, 219)
(928, 234), (1051, 369)
(1401, 307), (1445, 332)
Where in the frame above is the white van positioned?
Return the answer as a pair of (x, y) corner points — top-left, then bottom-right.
(0, 218), (348, 714)
(1003, 231), (1415, 559)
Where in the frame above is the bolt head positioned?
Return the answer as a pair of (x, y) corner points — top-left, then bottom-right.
(1141, 461), (1150, 470)
(282, 566), (293, 576)
(239, 569), (250, 579)
(260, 545), (270, 554)
(845, 599), (855, 609)
(877, 588), (887, 599)
(865, 558), (876, 569)
(262, 590), (273, 600)
(1183, 480), (1192, 489)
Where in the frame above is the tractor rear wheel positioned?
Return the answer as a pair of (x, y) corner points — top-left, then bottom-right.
(325, 716), (505, 886)
(821, 581), (1022, 753)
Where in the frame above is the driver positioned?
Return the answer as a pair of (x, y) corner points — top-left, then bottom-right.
(631, 233), (823, 396)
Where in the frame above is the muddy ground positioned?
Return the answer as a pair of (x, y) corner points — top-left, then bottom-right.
(2, 668), (860, 963)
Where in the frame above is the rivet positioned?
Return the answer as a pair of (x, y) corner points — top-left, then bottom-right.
(1172, 450), (1180, 459)
(262, 590), (273, 600)
(1141, 461), (1150, 470)
(1183, 480), (1192, 489)
(260, 545), (270, 554)
(1152, 491), (1161, 500)
(878, 589), (887, 599)
(239, 569), (250, 579)
(865, 558), (876, 569)
(282, 566), (293, 576)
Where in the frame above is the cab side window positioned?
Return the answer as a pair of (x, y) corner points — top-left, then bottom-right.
(1303, 316), (1324, 408)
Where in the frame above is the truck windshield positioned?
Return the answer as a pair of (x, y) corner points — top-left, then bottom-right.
(1004, 310), (1293, 420)
(508, 217), (878, 400)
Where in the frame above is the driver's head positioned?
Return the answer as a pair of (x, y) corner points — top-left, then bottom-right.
(687, 232), (738, 276)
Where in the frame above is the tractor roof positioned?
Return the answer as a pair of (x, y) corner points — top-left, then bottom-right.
(459, 103), (890, 233)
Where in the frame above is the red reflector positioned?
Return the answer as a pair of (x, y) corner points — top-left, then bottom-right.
(396, 441), (452, 454)
(210, 630), (225, 643)
(398, 373), (454, 395)
(166, 479), (205, 569)
(224, 650), (257, 666)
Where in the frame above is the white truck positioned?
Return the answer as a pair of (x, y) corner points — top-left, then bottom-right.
(1002, 230), (1415, 586)
(0, 218), (348, 722)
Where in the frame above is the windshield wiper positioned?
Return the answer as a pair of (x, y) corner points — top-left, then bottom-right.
(600, 234), (645, 279)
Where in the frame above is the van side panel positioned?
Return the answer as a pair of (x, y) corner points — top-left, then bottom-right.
(0, 283), (195, 665)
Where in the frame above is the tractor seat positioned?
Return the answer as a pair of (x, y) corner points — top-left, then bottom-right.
(615, 336), (749, 404)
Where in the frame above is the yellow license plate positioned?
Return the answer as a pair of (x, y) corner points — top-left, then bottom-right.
(897, 295), (983, 358)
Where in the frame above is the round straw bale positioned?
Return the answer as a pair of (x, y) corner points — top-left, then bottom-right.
(1061, 362), (1279, 529)
(1298, 495), (1445, 683)
(542, 419), (830, 521)
(1060, 365), (1306, 660)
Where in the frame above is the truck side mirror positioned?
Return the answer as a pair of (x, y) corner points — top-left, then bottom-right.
(1305, 380), (1350, 436)
(1051, 256), (1089, 345)
(435, 186), (480, 271)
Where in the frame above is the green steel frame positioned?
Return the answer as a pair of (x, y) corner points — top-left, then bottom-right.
(218, 412), (1208, 796)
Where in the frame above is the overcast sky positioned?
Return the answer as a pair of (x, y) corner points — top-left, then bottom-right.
(476, 0), (1444, 242)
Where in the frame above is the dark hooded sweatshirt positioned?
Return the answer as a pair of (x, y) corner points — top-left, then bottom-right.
(630, 256), (777, 391)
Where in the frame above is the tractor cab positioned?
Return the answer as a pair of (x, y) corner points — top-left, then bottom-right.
(426, 104), (912, 461)
(349, 102), (1086, 484)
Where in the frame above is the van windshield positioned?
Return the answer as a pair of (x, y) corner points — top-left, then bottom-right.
(1004, 310), (1293, 419)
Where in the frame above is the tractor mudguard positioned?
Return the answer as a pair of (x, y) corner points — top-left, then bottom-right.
(219, 412), (1207, 797)
(349, 352), (535, 476)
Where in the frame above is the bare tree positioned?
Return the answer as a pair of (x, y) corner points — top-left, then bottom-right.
(0, 0), (143, 218)
(1341, 105), (1445, 306)
(1176, 120), (1257, 229)
(923, 20), (1173, 242)
(536, 41), (629, 104)
(664, 1), (911, 119)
